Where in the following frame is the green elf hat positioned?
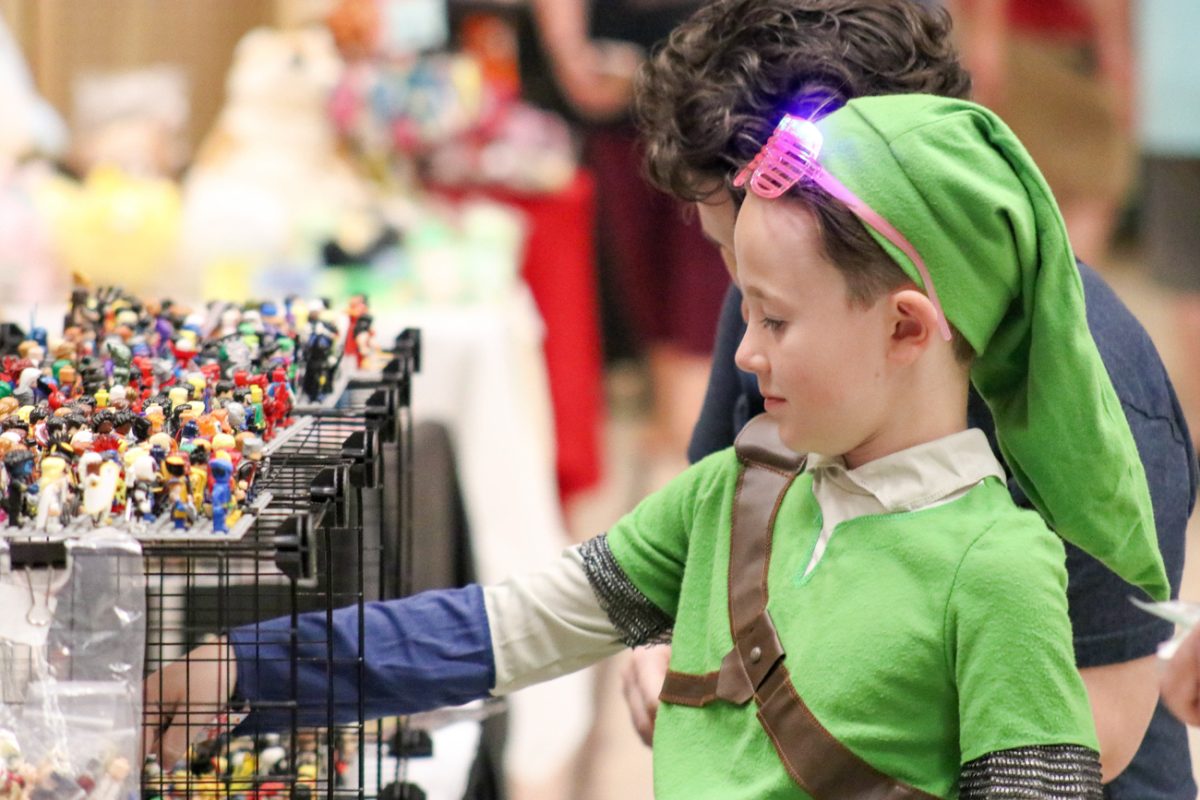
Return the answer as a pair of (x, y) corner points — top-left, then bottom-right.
(744, 93), (1168, 601)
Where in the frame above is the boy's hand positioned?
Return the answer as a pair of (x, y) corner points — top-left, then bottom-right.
(143, 637), (236, 768)
(1162, 626), (1200, 726)
(621, 644), (672, 747)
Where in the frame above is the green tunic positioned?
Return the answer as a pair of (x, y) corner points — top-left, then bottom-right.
(606, 448), (1097, 799)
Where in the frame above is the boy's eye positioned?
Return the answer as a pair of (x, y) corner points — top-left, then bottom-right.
(759, 317), (785, 332)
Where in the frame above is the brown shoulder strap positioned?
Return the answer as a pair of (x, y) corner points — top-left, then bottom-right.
(661, 414), (939, 800)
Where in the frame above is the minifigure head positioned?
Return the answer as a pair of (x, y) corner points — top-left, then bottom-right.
(210, 456), (233, 481)
(190, 440), (210, 465)
(143, 405), (164, 435)
(17, 340), (44, 364)
(3, 448), (35, 480)
(39, 456), (68, 486)
(70, 428), (94, 453)
(241, 435), (265, 462)
(179, 419), (200, 441)
(212, 432), (237, 455)
(17, 367), (38, 391)
(149, 431), (176, 455)
(168, 386), (190, 410)
(164, 453), (188, 478)
(92, 409), (115, 434)
(225, 402), (247, 430)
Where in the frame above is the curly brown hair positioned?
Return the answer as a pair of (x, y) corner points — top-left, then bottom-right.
(635, 0), (971, 202)
(634, 0), (974, 360)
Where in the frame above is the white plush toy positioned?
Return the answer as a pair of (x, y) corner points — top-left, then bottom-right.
(178, 26), (376, 299)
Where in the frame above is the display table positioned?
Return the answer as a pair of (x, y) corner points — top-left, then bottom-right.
(376, 288), (594, 785)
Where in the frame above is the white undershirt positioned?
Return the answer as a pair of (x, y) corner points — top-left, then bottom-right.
(803, 428), (1007, 576)
(484, 428), (1008, 695)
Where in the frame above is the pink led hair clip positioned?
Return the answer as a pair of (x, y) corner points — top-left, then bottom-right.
(734, 114), (952, 341)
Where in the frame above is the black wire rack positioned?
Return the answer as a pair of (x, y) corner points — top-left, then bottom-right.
(0, 331), (426, 800)
(136, 328), (423, 800)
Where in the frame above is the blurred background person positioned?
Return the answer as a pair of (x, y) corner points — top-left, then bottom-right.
(950, 0), (1134, 267)
(530, 0), (731, 485)
(1137, 0), (1200, 450)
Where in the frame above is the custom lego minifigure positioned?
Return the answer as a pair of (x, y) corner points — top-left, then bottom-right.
(344, 294), (374, 369)
(209, 456), (234, 533)
(265, 368), (293, 436)
(188, 445), (209, 511)
(34, 455), (73, 531)
(125, 452), (158, 524)
(3, 449), (37, 527)
(160, 454), (196, 530)
(79, 451), (120, 526)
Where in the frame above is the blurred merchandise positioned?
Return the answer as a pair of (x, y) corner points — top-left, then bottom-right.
(179, 25), (385, 300)
(37, 166), (182, 299)
(426, 100), (576, 192)
(329, 0), (577, 194)
(0, 11), (67, 165)
(331, 54), (487, 175)
(329, 0), (449, 59)
(0, 162), (62, 308)
(316, 196), (526, 310)
(69, 64), (190, 178)
(0, 11), (68, 309)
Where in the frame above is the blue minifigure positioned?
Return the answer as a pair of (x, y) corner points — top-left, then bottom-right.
(209, 456), (234, 534)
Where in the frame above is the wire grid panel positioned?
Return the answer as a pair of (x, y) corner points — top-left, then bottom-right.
(142, 380), (417, 800)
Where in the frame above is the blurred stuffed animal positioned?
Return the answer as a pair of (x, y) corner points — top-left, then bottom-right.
(179, 26), (385, 298)
(0, 13), (67, 310)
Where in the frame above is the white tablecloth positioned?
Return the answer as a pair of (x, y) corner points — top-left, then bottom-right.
(377, 286), (594, 786)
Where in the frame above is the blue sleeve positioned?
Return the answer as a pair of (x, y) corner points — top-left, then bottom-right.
(687, 285), (764, 463)
(229, 585), (495, 732)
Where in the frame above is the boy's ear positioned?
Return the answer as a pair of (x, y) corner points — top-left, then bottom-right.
(887, 288), (939, 364)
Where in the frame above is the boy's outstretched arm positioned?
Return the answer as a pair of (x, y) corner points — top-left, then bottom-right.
(144, 637), (236, 768)
(143, 586), (496, 764)
(144, 546), (638, 760)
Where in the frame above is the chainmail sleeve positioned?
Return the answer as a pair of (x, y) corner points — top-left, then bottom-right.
(579, 534), (674, 647)
(959, 744), (1102, 799)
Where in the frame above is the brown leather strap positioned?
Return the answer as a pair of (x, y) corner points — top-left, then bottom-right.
(660, 414), (939, 800)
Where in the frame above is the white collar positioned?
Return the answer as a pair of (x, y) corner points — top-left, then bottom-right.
(806, 429), (1007, 512)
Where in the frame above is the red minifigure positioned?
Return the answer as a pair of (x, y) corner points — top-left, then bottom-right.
(265, 368), (294, 439)
(170, 336), (199, 373)
(344, 294), (374, 368)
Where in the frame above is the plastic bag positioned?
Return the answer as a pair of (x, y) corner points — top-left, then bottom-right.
(0, 531), (145, 799)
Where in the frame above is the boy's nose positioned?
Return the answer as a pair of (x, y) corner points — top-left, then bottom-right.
(734, 330), (764, 376)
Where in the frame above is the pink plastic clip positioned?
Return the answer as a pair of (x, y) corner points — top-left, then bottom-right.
(734, 114), (952, 341)
(733, 116), (823, 198)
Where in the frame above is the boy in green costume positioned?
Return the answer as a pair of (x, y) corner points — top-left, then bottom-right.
(149, 94), (1168, 799)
